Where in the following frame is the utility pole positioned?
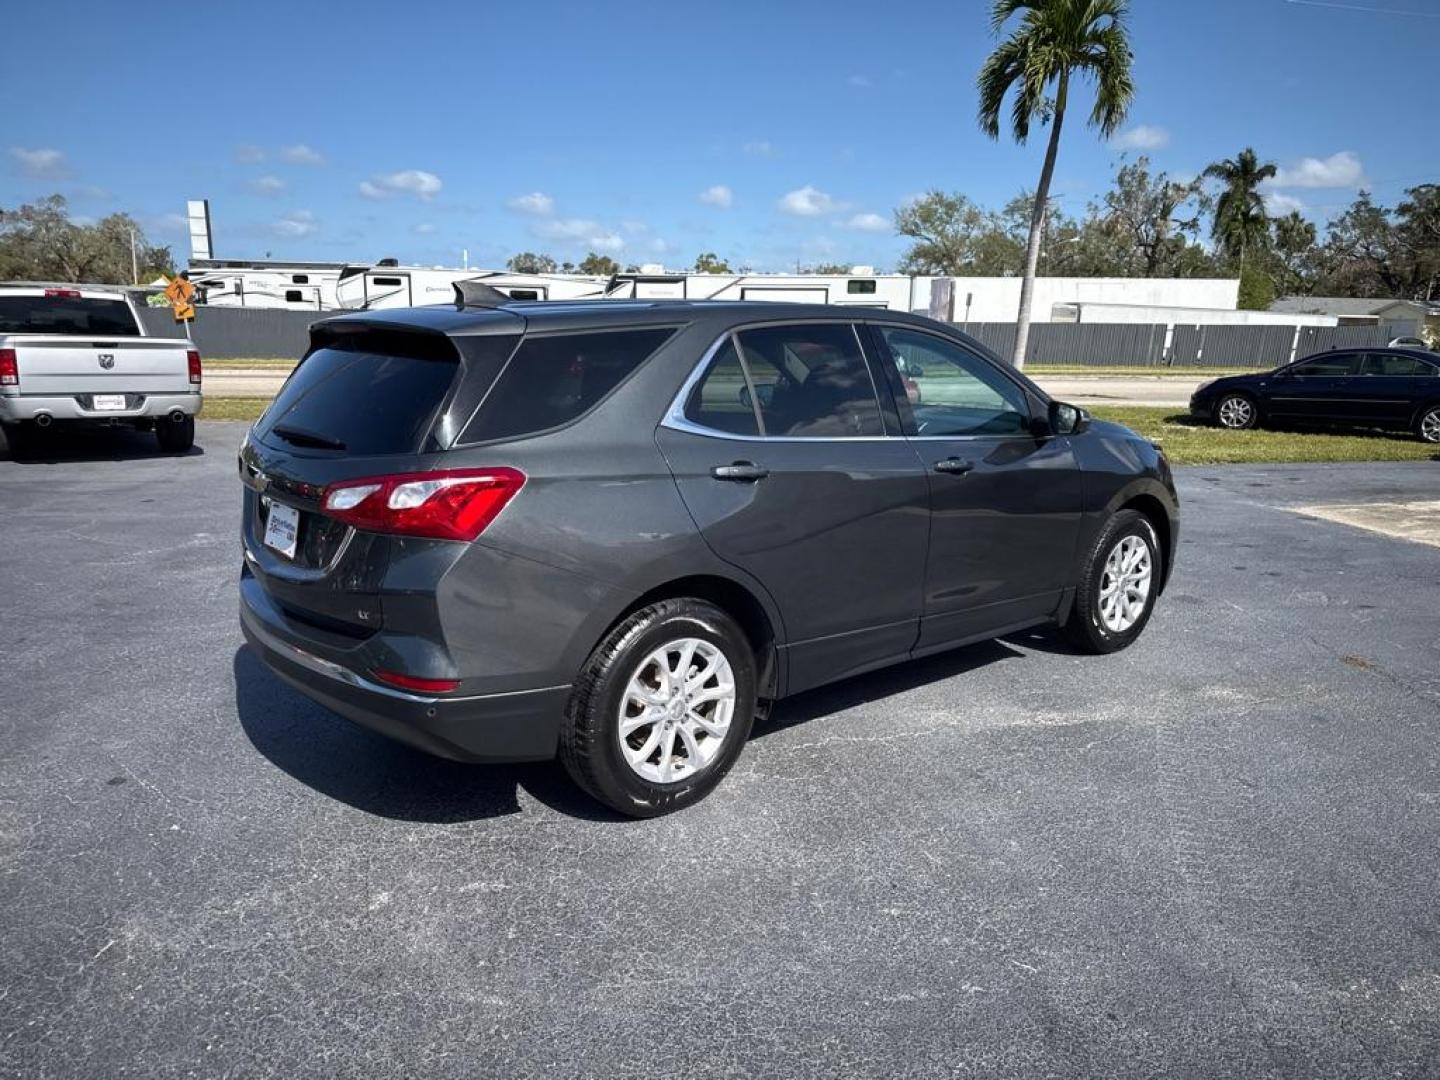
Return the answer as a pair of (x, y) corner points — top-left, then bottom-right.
(129, 228), (139, 285)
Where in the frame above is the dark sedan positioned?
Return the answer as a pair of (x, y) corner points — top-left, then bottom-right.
(1191, 347), (1440, 443)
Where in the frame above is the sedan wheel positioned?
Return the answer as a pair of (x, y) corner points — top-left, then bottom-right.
(1420, 406), (1440, 444)
(1215, 393), (1257, 430)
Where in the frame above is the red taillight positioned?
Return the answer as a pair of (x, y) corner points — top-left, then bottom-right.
(372, 669), (461, 694)
(43, 288), (81, 298)
(321, 467), (525, 542)
(0, 348), (16, 387)
(187, 350), (202, 385)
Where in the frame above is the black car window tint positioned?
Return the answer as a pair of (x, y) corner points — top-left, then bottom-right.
(1362, 352), (1434, 377)
(734, 324), (882, 438)
(1291, 354), (1357, 377)
(684, 338), (761, 436)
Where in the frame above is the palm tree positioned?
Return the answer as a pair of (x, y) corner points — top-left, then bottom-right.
(1203, 148), (1277, 272)
(979, 0), (1134, 369)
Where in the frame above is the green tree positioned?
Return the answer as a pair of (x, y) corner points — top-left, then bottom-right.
(578, 252), (620, 276)
(895, 191), (1024, 275)
(693, 252), (731, 273)
(1202, 147), (1276, 271)
(1267, 211), (1318, 296)
(1101, 157), (1206, 277)
(978, 0), (1134, 367)
(505, 251), (557, 274)
(0, 195), (172, 284)
(807, 262), (856, 275)
(1237, 264), (1275, 310)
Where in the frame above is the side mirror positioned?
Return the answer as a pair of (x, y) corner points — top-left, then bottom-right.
(1048, 400), (1089, 436)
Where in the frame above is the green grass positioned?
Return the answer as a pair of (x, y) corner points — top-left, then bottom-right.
(1026, 365), (1256, 377)
(197, 399), (1435, 466)
(1091, 407), (1437, 465)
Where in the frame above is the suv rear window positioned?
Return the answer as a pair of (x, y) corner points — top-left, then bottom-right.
(0, 295), (140, 335)
(461, 328), (675, 443)
(256, 338), (459, 455)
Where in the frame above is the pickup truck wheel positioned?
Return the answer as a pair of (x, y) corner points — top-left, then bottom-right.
(155, 415), (195, 453)
(560, 598), (757, 818)
(1061, 509), (1161, 655)
(2, 422), (33, 460)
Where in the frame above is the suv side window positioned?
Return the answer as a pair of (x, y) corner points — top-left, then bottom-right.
(684, 338), (761, 436)
(734, 323), (883, 437)
(877, 326), (1031, 436)
(1290, 353), (1358, 377)
(1360, 352), (1436, 377)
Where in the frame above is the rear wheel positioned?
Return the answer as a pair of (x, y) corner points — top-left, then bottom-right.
(560, 598), (756, 817)
(1418, 405), (1440, 444)
(1061, 509), (1162, 655)
(1214, 392), (1258, 430)
(155, 415), (195, 453)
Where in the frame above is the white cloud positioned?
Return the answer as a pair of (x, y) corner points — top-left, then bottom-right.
(507, 191), (555, 216)
(843, 212), (890, 232)
(846, 74), (872, 88)
(699, 184), (734, 208)
(1271, 151), (1367, 189)
(248, 175), (287, 196)
(1113, 124), (1170, 151)
(621, 219), (649, 234)
(412, 222), (437, 235)
(1263, 191), (1307, 216)
(533, 218), (625, 252)
(359, 169), (442, 200)
(279, 143), (324, 166)
(743, 140), (775, 157)
(234, 144), (266, 164)
(273, 210), (318, 238)
(778, 185), (839, 216)
(9, 146), (67, 179)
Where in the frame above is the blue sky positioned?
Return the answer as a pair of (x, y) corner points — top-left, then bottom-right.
(3, 0), (1437, 272)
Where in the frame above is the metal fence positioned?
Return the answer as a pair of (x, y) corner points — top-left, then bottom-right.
(138, 305), (317, 359)
(139, 304), (1402, 366)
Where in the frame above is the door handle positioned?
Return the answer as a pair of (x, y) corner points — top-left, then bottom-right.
(933, 457), (975, 476)
(711, 461), (770, 482)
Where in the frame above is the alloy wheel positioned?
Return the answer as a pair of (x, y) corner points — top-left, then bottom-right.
(1098, 535), (1153, 634)
(1217, 395), (1254, 429)
(1421, 408), (1440, 444)
(617, 638), (736, 784)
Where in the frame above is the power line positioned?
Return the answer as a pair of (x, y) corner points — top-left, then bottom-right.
(1284, 0), (1440, 17)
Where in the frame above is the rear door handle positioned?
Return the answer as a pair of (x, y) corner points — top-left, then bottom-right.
(933, 457), (975, 475)
(711, 461), (770, 482)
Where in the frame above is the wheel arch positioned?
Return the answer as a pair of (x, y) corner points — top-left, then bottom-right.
(1410, 397), (1440, 436)
(1117, 491), (1175, 593)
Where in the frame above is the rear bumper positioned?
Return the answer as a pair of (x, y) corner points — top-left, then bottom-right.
(240, 581), (568, 763)
(0, 391), (202, 423)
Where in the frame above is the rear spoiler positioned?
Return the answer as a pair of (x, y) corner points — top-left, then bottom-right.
(454, 280), (514, 309)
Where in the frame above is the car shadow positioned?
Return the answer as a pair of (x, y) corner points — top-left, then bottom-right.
(232, 647), (624, 824)
(1, 425), (205, 463)
(235, 635), (1033, 822)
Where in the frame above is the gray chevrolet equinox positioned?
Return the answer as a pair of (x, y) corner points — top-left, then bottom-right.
(239, 296), (1179, 816)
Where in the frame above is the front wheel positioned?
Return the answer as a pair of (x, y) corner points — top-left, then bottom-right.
(1214, 392), (1258, 430)
(1061, 510), (1162, 655)
(560, 599), (757, 817)
(155, 415), (195, 453)
(1418, 405), (1440, 444)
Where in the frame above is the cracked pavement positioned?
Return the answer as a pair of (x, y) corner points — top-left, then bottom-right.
(1, 424), (1437, 1078)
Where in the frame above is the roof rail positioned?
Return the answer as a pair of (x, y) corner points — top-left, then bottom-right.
(454, 280), (514, 309)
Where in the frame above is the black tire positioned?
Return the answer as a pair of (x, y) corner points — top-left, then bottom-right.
(560, 598), (757, 817)
(1213, 392), (1258, 430)
(1061, 509), (1162, 655)
(1, 422), (32, 460)
(155, 415), (195, 453)
(1417, 404), (1440, 444)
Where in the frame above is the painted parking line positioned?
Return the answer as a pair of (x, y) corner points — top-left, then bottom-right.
(1293, 500), (1440, 549)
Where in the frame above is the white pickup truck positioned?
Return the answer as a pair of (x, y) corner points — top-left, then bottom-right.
(0, 284), (202, 456)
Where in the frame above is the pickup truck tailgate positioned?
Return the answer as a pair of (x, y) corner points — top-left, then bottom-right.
(6, 335), (195, 394)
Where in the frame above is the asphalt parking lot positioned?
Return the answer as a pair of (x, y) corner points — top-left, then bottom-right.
(2, 422), (1437, 1079)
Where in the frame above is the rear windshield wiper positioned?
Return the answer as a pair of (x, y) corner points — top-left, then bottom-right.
(271, 424), (347, 451)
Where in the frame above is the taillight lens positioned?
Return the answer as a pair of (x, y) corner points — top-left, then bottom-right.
(187, 350), (202, 385)
(0, 349), (16, 387)
(321, 468), (525, 542)
(372, 669), (461, 694)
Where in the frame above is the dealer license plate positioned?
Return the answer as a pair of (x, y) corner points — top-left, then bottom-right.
(92, 394), (127, 411)
(263, 501), (301, 560)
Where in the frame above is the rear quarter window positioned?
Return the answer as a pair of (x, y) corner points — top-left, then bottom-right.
(460, 327), (675, 443)
(0, 295), (140, 335)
